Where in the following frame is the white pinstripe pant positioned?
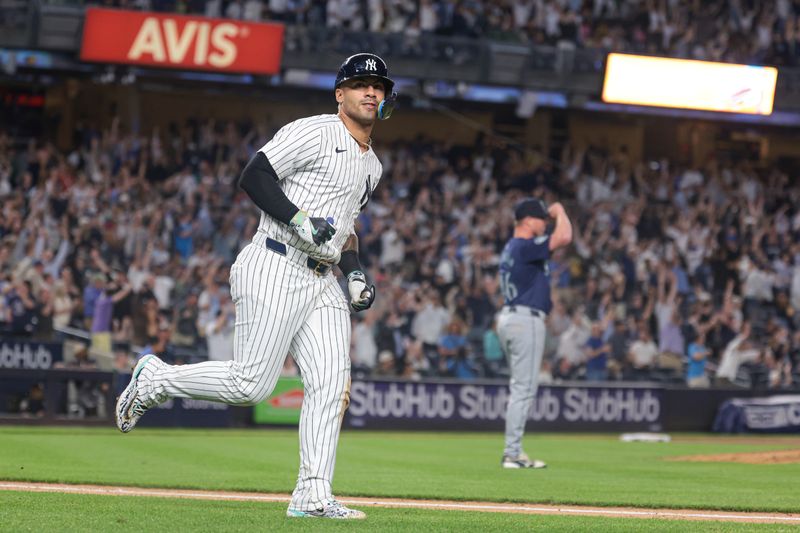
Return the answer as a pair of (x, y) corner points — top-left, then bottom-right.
(140, 241), (352, 511)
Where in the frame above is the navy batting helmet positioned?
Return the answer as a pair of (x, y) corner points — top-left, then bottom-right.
(335, 53), (395, 93)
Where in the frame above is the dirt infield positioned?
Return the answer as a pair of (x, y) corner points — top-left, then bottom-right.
(669, 449), (800, 465)
(672, 436), (800, 446)
(2, 482), (800, 524)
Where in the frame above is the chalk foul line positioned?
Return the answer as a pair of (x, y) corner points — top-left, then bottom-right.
(1, 482), (799, 524)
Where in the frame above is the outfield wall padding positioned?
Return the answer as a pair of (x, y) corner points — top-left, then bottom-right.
(1, 370), (796, 431)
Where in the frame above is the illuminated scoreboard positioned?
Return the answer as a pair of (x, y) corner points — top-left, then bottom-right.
(602, 53), (778, 115)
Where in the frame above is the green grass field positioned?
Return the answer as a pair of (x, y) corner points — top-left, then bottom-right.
(2, 426), (799, 531)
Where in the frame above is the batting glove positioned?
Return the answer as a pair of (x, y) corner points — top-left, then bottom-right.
(347, 271), (375, 312)
(290, 210), (336, 245)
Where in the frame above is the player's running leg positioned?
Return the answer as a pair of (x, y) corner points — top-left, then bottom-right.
(286, 285), (363, 519)
(116, 244), (316, 431)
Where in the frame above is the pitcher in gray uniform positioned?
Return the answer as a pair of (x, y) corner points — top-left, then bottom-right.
(497, 198), (572, 468)
(114, 53), (398, 519)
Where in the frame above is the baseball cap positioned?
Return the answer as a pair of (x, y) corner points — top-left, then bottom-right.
(514, 198), (548, 221)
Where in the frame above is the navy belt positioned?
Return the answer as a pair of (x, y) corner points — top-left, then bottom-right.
(265, 238), (332, 276)
(503, 305), (546, 319)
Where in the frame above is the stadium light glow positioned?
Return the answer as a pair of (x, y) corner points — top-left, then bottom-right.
(602, 53), (778, 115)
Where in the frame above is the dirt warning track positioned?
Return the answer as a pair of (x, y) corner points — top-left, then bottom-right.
(668, 449), (800, 465)
(2, 481), (800, 524)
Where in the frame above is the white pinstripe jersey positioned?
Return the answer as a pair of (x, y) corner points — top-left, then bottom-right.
(256, 114), (382, 263)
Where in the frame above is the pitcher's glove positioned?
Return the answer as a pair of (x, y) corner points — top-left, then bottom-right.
(347, 271), (375, 312)
(290, 210), (336, 245)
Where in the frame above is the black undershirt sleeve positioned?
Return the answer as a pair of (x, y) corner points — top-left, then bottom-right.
(237, 152), (300, 225)
(338, 250), (363, 277)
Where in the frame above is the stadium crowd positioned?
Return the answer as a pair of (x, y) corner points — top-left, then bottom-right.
(0, 114), (799, 389)
(90, 0), (800, 66)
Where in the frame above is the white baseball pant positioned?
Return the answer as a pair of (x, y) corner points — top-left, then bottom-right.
(138, 239), (352, 511)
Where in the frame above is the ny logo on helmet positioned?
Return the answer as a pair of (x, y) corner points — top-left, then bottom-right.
(365, 58), (377, 71)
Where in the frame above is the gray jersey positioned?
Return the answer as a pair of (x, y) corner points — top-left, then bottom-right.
(256, 114), (382, 263)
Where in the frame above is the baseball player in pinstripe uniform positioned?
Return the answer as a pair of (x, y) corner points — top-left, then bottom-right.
(115, 53), (398, 520)
(498, 198), (572, 469)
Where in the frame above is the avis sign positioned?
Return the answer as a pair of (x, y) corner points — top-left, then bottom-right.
(80, 8), (284, 74)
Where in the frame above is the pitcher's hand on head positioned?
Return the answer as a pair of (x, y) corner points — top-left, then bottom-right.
(547, 202), (565, 218)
